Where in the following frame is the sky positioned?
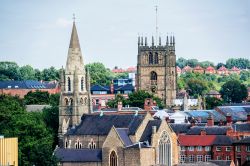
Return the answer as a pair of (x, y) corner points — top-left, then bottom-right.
(0, 0), (249, 69)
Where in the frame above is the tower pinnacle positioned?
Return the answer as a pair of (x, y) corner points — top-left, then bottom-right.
(69, 20), (80, 48)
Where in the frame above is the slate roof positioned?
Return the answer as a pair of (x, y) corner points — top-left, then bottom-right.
(232, 123), (250, 132)
(217, 106), (250, 121)
(54, 148), (102, 162)
(126, 142), (150, 148)
(234, 137), (250, 144)
(184, 110), (225, 123)
(0, 80), (57, 89)
(116, 128), (132, 146)
(66, 114), (145, 135)
(140, 120), (162, 144)
(91, 84), (134, 92)
(170, 124), (191, 134)
(213, 135), (233, 145)
(186, 126), (230, 135)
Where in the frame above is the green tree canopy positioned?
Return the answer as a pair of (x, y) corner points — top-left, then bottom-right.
(186, 78), (209, 97)
(24, 91), (50, 105)
(19, 65), (36, 80)
(220, 80), (248, 103)
(205, 97), (224, 109)
(226, 58), (250, 69)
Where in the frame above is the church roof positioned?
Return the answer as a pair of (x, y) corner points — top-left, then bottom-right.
(54, 148), (102, 162)
(0, 80), (57, 89)
(66, 114), (145, 135)
(116, 128), (133, 146)
(140, 120), (162, 144)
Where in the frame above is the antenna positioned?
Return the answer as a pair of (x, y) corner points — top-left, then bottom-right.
(155, 3), (159, 45)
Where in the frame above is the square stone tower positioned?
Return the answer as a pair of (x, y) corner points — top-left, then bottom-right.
(136, 36), (176, 108)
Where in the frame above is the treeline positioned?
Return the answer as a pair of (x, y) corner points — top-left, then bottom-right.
(0, 93), (59, 165)
(0, 62), (128, 86)
(176, 57), (250, 69)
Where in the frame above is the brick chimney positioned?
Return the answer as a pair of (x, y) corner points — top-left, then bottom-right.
(200, 128), (206, 135)
(117, 101), (123, 111)
(110, 80), (114, 94)
(207, 115), (214, 127)
(247, 113), (250, 123)
(144, 98), (154, 111)
(226, 113), (232, 126)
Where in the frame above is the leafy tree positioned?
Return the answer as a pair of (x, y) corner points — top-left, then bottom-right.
(186, 79), (209, 97)
(0, 61), (22, 80)
(24, 91), (50, 105)
(186, 59), (199, 68)
(42, 67), (60, 81)
(85, 62), (113, 85)
(20, 65), (36, 80)
(176, 57), (187, 68)
(106, 94), (128, 108)
(177, 78), (186, 90)
(220, 80), (248, 103)
(205, 97), (224, 109)
(216, 63), (226, 69)
(226, 58), (250, 69)
(240, 70), (250, 81)
(200, 61), (214, 68)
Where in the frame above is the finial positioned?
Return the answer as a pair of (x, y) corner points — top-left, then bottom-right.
(141, 36), (143, 46)
(166, 35), (169, 46)
(159, 36), (161, 46)
(145, 37), (148, 46)
(73, 13), (76, 22)
(152, 36), (154, 46)
(173, 34), (175, 46)
(170, 35), (173, 46)
(138, 35), (140, 46)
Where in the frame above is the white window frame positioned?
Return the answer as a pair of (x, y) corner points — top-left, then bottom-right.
(216, 146), (221, 151)
(236, 146), (241, 152)
(197, 155), (203, 162)
(226, 156), (231, 161)
(246, 146), (250, 152)
(180, 155), (186, 163)
(188, 146), (194, 151)
(181, 146), (186, 151)
(226, 146), (231, 152)
(197, 146), (202, 151)
(205, 155), (211, 162)
(189, 155), (195, 163)
(205, 146), (211, 151)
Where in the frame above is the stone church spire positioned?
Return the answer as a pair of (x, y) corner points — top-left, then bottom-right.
(58, 19), (92, 147)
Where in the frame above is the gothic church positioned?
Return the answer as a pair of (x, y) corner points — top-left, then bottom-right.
(55, 21), (179, 166)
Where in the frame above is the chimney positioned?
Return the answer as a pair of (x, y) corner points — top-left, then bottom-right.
(117, 101), (123, 111)
(207, 115), (214, 126)
(144, 98), (153, 111)
(226, 113), (232, 126)
(200, 128), (206, 135)
(165, 116), (170, 123)
(110, 80), (114, 94)
(247, 113), (250, 123)
(152, 126), (157, 134)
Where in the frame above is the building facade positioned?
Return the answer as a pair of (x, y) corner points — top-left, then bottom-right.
(136, 36), (177, 107)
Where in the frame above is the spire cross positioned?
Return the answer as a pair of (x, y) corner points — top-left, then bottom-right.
(73, 13), (76, 22)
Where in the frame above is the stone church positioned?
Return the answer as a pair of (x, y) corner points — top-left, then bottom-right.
(136, 36), (177, 107)
(55, 21), (179, 166)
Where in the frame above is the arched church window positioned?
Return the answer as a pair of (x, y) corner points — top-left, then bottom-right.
(154, 52), (159, 64)
(81, 77), (84, 91)
(65, 140), (68, 148)
(80, 98), (84, 105)
(109, 151), (118, 166)
(149, 52), (153, 64)
(64, 98), (69, 106)
(75, 139), (82, 149)
(84, 97), (88, 105)
(88, 139), (96, 149)
(158, 131), (171, 166)
(68, 77), (71, 91)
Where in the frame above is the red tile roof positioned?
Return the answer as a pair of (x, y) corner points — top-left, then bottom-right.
(206, 66), (215, 71)
(231, 66), (240, 71)
(176, 66), (182, 72)
(178, 135), (216, 146)
(194, 65), (204, 70)
(218, 66), (228, 71)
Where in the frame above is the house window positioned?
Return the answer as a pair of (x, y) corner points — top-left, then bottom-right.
(96, 99), (99, 105)
(197, 146), (202, 151)
(226, 146), (231, 152)
(188, 155), (194, 163)
(247, 156), (250, 161)
(181, 146), (186, 151)
(110, 151), (118, 166)
(197, 155), (203, 162)
(149, 52), (153, 64)
(68, 77), (71, 91)
(158, 131), (171, 166)
(188, 146), (194, 151)
(88, 139), (96, 149)
(180, 155), (186, 163)
(217, 156), (222, 160)
(246, 146), (250, 152)
(216, 146), (221, 151)
(81, 77), (84, 91)
(205, 155), (211, 162)
(226, 156), (231, 161)
(236, 146), (241, 152)
(205, 146), (211, 151)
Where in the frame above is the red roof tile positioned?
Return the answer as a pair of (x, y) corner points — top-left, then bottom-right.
(178, 135), (216, 146)
(218, 66), (228, 71)
(206, 66), (215, 71)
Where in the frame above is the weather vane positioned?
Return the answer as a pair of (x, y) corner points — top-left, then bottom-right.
(73, 13), (76, 22)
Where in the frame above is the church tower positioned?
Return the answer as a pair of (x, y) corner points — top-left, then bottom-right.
(136, 36), (177, 108)
(58, 20), (92, 146)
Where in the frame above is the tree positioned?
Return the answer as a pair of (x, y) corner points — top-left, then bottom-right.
(220, 80), (248, 103)
(176, 57), (187, 68)
(20, 65), (36, 80)
(85, 62), (113, 85)
(41, 67), (60, 81)
(186, 79), (209, 97)
(200, 61), (214, 68)
(240, 70), (250, 81)
(216, 63), (226, 69)
(24, 91), (50, 105)
(0, 95), (58, 165)
(186, 59), (199, 68)
(205, 97), (224, 109)
(0, 61), (22, 80)
(226, 58), (250, 69)
(106, 94), (128, 108)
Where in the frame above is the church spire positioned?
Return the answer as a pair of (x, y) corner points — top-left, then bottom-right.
(69, 21), (80, 49)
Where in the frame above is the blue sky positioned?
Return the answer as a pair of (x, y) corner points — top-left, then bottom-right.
(0, 0), (249, 69)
